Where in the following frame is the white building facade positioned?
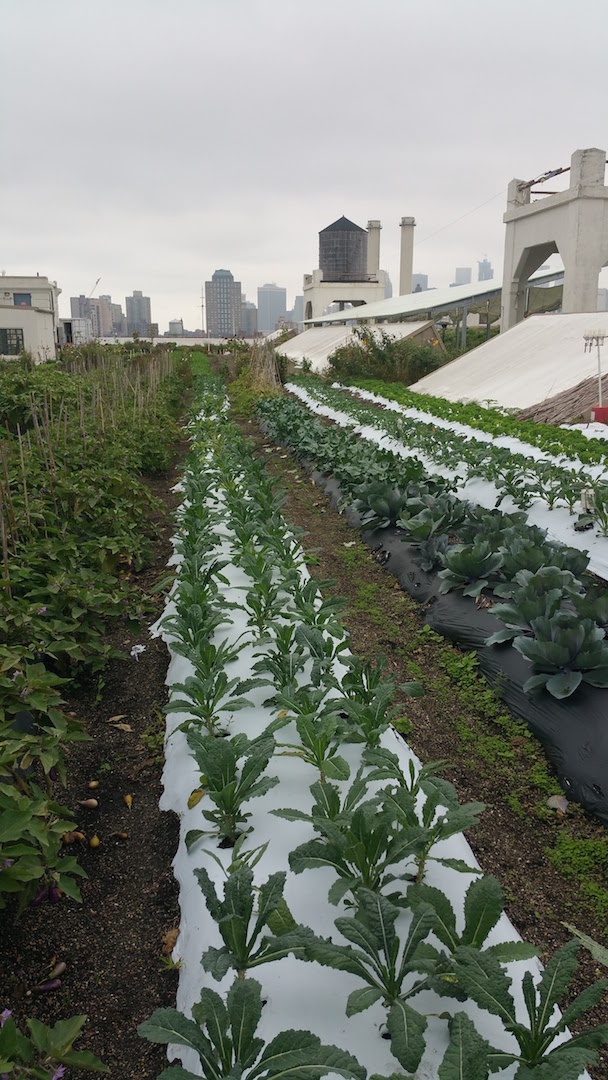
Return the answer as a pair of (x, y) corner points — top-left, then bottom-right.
(0, 274), (61, 362)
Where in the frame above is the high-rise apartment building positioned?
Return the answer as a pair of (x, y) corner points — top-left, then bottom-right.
(168, 319), (184, 336)
(477, 259), (494, 281)
(411, 274), (429, 292)
(125, 290), (152, 335)
(257, 283), (287, 334)
(452, 267), (472, 287)
(205, 270), (242, 337)
(241, 299), (257, 337)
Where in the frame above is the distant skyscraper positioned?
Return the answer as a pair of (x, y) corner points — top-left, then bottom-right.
(477, 259), (494, 282)
(453, 267), (472, 286)
(241, 300), (257, 337)
(384, 272), (393, 299)
(169, 319), (184, 336)
(205, 270), (242, 337)
(411, 273), (429, 292)
(257, 283), (287, 334)
(126, 290), (152, 334)
(292, 295), (304, 325)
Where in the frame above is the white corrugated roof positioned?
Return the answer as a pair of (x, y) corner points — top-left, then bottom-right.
(410, 312), (608, 408)
(304, 268), (563, 325)
(277, 321), (436, 373)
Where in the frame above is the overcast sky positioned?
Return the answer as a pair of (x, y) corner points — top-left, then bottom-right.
(3, 0), (608, 331)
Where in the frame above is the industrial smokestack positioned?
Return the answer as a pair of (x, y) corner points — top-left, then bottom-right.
(399, 216), (415, 295)
(367, 220), (381, 277)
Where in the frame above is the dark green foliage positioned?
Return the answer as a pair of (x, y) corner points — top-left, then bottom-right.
(139, 978), (366, 1080)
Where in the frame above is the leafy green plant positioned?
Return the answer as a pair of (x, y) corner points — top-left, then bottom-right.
(138, 977), (366, 1080)
(164, 639), (255, 735)
(438, 540), (504, 597)
(513, 614), (608, 698)
(352, 482), (417, 530)
(486, 567), (583, 645)
(438, 940), (608, 1078)
(194, 864), (311, 979)
(336, 678), (423, 748)
(185, 732), (279, 846)
(0, 1010), (108, 1075)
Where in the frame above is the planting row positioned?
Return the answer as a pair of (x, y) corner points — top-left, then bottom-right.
(0, 350), (184, 918)
(340, 376), (608, 468)
(144, 374), (608, 1080)
(258, 392), (608, 702)
(286, 378), (608, 555)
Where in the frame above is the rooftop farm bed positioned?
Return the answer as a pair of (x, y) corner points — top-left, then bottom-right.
(145, 373), (608, 1080)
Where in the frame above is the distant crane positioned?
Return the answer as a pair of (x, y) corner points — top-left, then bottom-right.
(87, 277), (101, 299)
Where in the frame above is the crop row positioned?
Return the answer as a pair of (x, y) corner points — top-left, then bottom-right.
(257, 392), (608, 704)
(340, 376), (608, 468)
(0, 352), (184, 917)
(141, 374), (608, 1080)
(287, 377), (608, 534)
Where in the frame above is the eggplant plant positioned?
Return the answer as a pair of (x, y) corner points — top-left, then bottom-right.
(195, 864), (313, 979)
(138, 977), (366, 1080)
(514, 614), (608, 698)
(438, 540), (504, 597)
(185, 732), (279, 847)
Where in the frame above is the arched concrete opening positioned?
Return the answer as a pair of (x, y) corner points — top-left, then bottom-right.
(501, 148), (608, 331)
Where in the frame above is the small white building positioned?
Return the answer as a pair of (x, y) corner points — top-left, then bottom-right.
(59, 316), (94, 345)
(0, 274), (61, 362)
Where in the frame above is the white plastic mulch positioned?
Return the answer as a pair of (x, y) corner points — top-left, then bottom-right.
(149, 438), (580, 1079)
(284, 382), (608, 583)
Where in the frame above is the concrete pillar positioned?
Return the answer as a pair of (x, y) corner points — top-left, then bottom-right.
(367, 220), (381, 277)
(399, 216), (415, 295)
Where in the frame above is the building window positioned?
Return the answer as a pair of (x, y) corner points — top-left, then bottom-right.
(0, 328), (24, 355)
(13, 293), (31, 307)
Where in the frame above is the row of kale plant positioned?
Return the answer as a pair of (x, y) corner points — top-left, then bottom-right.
(139, 374), (608, 1080)
(330, 373), (608, 468)
(0, 345), (186, 916)
(287, 377), (608, 531)
(257, 392), (608, 703)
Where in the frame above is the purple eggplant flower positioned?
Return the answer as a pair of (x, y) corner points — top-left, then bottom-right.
(2, 859), (14, 869)
(0, 1009), (11, 1027)
(52, 1069), (66, 1080)
(38, 606), (47, 615)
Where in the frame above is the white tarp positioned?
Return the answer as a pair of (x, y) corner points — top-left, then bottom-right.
(277, 322), (437, 373)
(410, 312), (608, 409)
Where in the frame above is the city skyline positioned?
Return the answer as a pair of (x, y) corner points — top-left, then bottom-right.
(4, 1), (608, 332)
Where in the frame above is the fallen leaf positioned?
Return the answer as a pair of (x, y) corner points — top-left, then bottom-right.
(162, 927), (179, 955)
(113, 723), (132, 732)
(547, 794), (569, 813)
(107, 714), (127, 723)
(188, 789), (203, 808)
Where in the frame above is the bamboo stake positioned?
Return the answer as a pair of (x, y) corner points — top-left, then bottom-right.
(16, 424), (31, 528)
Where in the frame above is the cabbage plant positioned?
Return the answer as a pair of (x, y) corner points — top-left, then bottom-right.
(514, 614), (608, 698)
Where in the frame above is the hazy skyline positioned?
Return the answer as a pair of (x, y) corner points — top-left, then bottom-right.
(3, 0), (608, 331)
